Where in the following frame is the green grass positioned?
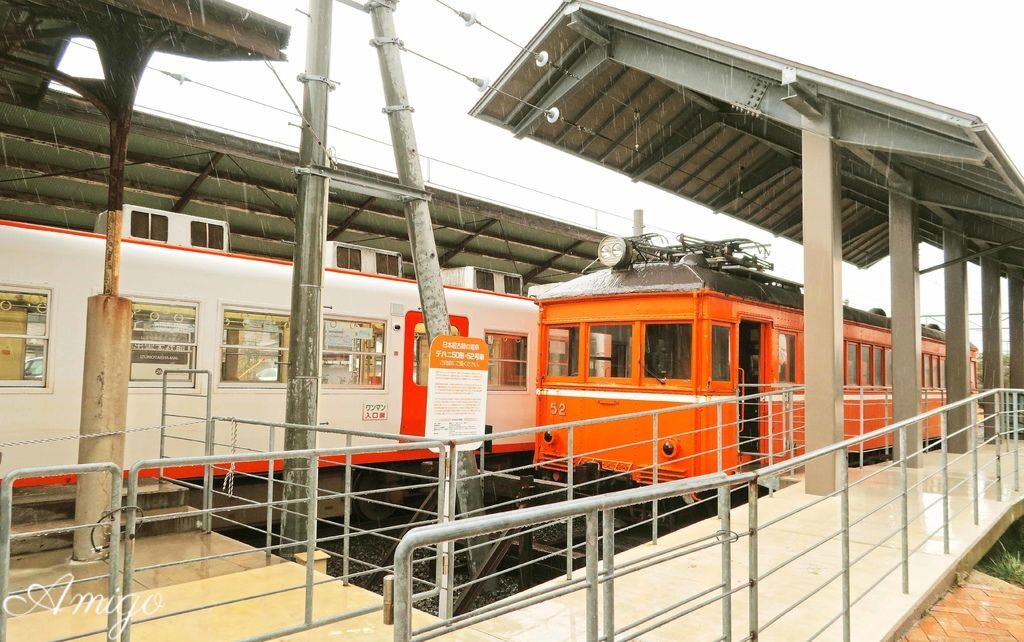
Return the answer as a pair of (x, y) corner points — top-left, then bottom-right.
(978, 519), (1024, 587)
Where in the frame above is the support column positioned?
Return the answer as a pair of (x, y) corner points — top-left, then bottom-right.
(801, 126), (844, 495)
(632, 209), (644, 237)
(888, 191), (922, 465)
(944, 229), (971, 453)
(1009, 272), (1024, 389)
(981, 256), (1003, 438)
(281, 0), (333, 553)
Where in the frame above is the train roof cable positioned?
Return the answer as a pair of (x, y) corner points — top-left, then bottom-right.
(64, 39), (658, 235)
(391, 42), (797, 232)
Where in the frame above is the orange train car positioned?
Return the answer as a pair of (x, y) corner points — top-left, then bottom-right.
(531, 241), (977, 485)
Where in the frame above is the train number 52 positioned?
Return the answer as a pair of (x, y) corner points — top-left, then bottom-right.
(549, 402), (566, 416)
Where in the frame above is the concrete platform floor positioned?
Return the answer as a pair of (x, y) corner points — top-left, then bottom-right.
(4, 443), (1023, 641)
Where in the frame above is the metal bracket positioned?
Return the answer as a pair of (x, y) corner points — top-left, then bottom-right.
(294, 165), (430, 203)
(731, 74), (770, 117)
(382, 104), (414, 114)
(297, 73), (338, 90)
(365, 0), (397, 10)
(369, 36), (403, 48)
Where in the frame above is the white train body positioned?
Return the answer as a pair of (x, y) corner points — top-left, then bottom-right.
(0, 220), (539, 477)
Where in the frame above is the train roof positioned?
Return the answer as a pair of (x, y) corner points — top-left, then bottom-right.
(535, 262), (949, 342)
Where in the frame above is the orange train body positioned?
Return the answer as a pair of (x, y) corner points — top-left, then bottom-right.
(531, 263), (977, 484)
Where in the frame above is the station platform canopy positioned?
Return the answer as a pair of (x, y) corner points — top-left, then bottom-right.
(0, 91), (603, 283)
(471, 1), (1024, 270)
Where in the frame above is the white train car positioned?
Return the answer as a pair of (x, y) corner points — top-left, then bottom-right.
(0, 214), (539, 478)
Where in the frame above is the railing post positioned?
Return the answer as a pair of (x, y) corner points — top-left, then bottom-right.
(718, 483), (733, 642)
(767, 395), (774, 467)
(585, 511), (599, 642)
(995, 391), (1003, 499)
(840, 446), (851, 642)
(120, 471), (141, 642)
(785, 389), (794, 456)
(716, 404), (723, 472)
(566, 425), (575, 580)
(1015, 391), (1021, 493)
(440, 443), (457, 619)
(434, 445), (447, 610)
(343, 434), (353, 585)
(602, 509), (615, 642)
(652, 413), (659, 545)
(304, 453), (319, 626)
(859, 386), (865, 469)
(972, 400), (980, 526)
(159, 370), (169, 469)
(202, 390), (214, 533)
(899, 422), (909, 594)
(266, 444), (275, 561)
(394, 544), (413, 642)
(940, 410), (950, 555)
(747, 478), (759, 641)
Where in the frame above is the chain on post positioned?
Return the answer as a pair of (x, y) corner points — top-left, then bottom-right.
(222, 419), (239, 497)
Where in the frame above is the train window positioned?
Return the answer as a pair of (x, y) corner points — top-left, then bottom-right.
(337, 246), (362, 271)
(546, 326), (580, 378)
(220, 309), (290, 384)
(129, 301), (198, 385)
(872, 346), (883, 386)
(412, 323), (460, 385)
(589, 324), (632, 379)
(503, 275), (522, 296)
(322, 319), (386, 388)
(939, 358), (945, 388)
(486, 333), (527, 390)
(475, 270), (495, 291)
(190, 221), (225, 250)
(924, 355), (933, 388)
(644, 323), (692, 381)
(860, 345), (870, 386)
(130, 210), (168, 242)
(846, 343), (857, 385)
(0, 287), (49, 387)
(376, 253), (401, 277)
(885, 348), (892, 385)
(777, 332), (796, 383)
(711, 325), (731, 382)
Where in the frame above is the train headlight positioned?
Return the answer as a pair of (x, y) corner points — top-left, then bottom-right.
(597, 236), (632, 269)
(543, 431), (554, 443)
(662, 440), (677, 458)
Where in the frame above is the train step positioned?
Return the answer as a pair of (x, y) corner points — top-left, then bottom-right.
(10, 505), (203, 556)
(10, 479), (189, 526)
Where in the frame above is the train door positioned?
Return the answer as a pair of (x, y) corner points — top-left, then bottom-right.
(400, 311), (470, 437)
(738, 320), (767, 455)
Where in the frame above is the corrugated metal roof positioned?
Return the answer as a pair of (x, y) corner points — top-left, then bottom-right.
(0, 91), (604, 283)
(472, 1), (1024, 271)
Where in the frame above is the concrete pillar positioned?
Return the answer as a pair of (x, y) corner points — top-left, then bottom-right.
(888, 191), (922, 465)
(981, 256), (1003, 438)
(632, 209), (644, 237)
(943, 229), (971, 453)
(73, 295), (131, 560)
(801, 128), (844, 495)
(1009, 272), (1024, 389)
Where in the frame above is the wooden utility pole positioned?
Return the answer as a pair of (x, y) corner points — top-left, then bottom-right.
(367, 0), (489, 611)
(281, 0), (334, 553)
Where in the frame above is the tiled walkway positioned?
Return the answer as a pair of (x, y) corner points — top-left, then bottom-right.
(903, 571), (1024, 641)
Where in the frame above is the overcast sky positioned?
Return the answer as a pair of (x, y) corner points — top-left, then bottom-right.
(60, 0), (1024, 341)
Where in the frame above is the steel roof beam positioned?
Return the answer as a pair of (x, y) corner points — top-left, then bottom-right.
(553, 65), (631, 145)
(511, 42), (608, 139)
(627, 107), (718, 181)
(609, 30), (988, 165)
(439, 218), (498, 266)
(326, 196), (375, 241)
(705, 152), (794, 211)
(522, 240), (585, 283)
(567, 11), (610, 46)
(171, 151), (223, 212)
(596, 87), (687, 164)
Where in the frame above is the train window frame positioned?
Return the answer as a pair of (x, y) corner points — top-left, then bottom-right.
(710, 323), (732, 383)
(0, 285), (51, 389)
(321, 316), (387, 390)
(219, 306), (291, 387)
(939, 357), (945, 388)
(845, 342), (858, 385)
(642, 321), (693, 384)
(411, 322), (462, 386)
(872, 346), (884, 386)
(545, 325), (581, 380)
(777, 331), (797, 384)
(128, 298), (199, 388)
(859, 344), (871, 386)
(485, 332), (528, 391)
(923, 354), (932, 389)
(587, 323), (634, 381)
(129, 210), (168, 242)
(885, 348), (892, 385)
